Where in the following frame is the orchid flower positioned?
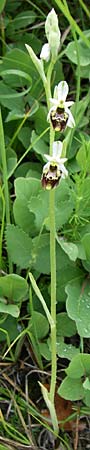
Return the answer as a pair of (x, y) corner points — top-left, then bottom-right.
(47, 81), (75, 131)
(41, 141), (68, 189)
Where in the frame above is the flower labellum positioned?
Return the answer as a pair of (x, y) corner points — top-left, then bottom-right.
(41, 141), (68, 190)
(47, 81), (75, 131)
(50, 107), (69, 132)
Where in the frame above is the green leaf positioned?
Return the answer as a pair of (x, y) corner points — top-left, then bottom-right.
(57, 338), (79, 360)
(13, 198), (36, 235)
(83, 390), (90, 407)
(66, 279), (90, 337)
(56, 237), (78, 261)
(0, 274), (28, 302)
(83, 377), (90, 391)
(18, 126), (31, 149)
(14, 177), (49, 232)
(55, 180), (74, 230)
(31, 130), (48, 156)
(6, 224), (32, 268)
(57, 265), (83, 303)
(58, 377), (84, 401)
(81, 233), (90, 260)
(28, 188), (49, 231)
(56, 313), (77, 337)
(0, 316), (20, 342)
(14, 176), (40, 201)
(30, 311), (49, 340)
(0, 81), (25, 111)
(12, 10), (36, 30)
(34, 105), (48, 138)
(32, 234), (50, 274)
(65, 38), (90, 66)
(0, 302), (19, 317)
(76, 140), (90, 172)
(78, 178), (90, 218)
(66, 354), (90, 379)
(0, 0), (6, 13)
(39, 341), (51, 360)
(0, 49), (38, 81)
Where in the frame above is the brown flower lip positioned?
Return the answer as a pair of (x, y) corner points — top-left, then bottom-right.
(50, 107), (69, 131)
(41, 163), (61, 190)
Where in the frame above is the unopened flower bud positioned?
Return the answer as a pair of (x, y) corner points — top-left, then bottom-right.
(45, 9), (61, 59)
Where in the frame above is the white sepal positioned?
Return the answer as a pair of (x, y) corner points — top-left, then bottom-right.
(40, 43), (51, 62)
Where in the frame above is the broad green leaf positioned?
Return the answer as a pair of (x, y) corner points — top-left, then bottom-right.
(66, 280), (90, 337)
(0, 0), (6, 13)
(84, 390), (90, 407)
(83, 377), (90, 391)
(0, 274), (28, 302)
(66, 354), (90, 379)
(6, 225), (32, 268)
(31, 130), (48, 156)
(56, 237), (78, 261)
(75, 242), (86, 261)
(0, 302), (19, 317)
(0, 49), (38, 81)
(81, 233), (90, 260)
(14, 177), (49, 231)
(76, 140), (90, 172)
(12, 10), (36, 30)
(13, 198), (36, 235)
(65, 40), (90, 66)
(57, 338), (79, 360)
(15, 162), (32, 177)
(18, 126), (31, 149)
(55, 180), (74, 230)
(28, 188), (49, 231)
(30, 311), (49, 340)
(0, 81), (25, 111)
(78, 64), (90, 80)
(34, 105), (48, 138)
(32, 234), (50, 274)
(69, 92), (90, 133)
(39, 341), (51, 360)
(14, 177), (40, 201)
(56, 313), (76, 337)
(57, 265), (83, 302)
(58, 377), (84, 401)
(0, 316), (20, 342)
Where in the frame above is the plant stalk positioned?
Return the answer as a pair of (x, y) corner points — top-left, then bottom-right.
(49, 188), (57, 403)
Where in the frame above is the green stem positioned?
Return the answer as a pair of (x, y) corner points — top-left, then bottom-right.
(49, 188), (57, 403)
(0, 109), (12, 272)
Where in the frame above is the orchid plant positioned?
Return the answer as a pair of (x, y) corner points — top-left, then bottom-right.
(26, 8), (75, 436)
